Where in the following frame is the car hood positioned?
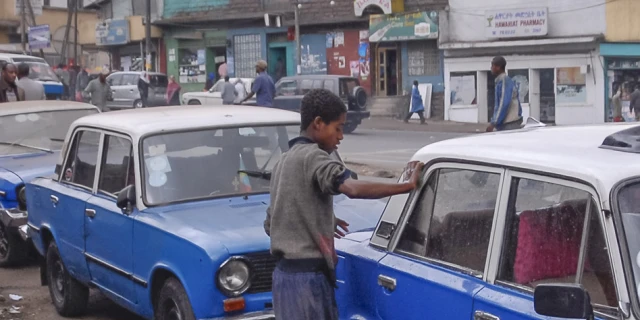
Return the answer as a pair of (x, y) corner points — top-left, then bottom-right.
(0, 151), (60, 184)
(139, 193), (386, 257)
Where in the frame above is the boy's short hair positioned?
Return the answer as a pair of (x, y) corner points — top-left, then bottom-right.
(491, 56), (507, 70)
(300, 88), (347, 130)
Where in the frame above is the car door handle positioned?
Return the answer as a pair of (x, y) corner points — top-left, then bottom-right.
(85, 209), (96, 218)
(474, 311), (500, 320)
(50, 195), (58, 204)
(377, 274), (396, 291)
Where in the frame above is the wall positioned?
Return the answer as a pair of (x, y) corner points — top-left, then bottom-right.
(300, 34), (327, 75)
(400, 42), (444, 93)
(605, 0), (640, 42)
(127, 16), (162, 42)
(326, 30), (372, 93)
(445, 0), (606, 43)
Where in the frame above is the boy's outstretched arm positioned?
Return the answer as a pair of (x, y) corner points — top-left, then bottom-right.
(338, 161), (424, 199)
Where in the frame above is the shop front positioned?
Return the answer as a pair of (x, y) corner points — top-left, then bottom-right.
(326, 29), (372, 93)
(95, 17), (162, 72)
(600, 43), (640, 122)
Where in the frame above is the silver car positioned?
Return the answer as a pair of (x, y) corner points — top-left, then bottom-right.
(106, 71), (169, 109)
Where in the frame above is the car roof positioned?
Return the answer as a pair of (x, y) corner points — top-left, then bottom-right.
(0, 53), (46, 60)
(73, 105), (300, 139)
(0, 101), (99, 116)
(280, 75), (354, 80)
(413, 123), (640, 197)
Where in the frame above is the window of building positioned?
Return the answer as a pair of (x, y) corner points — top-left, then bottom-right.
(450, 72), (477, 105)
(507, 69), (530, 104)
(178, 48), (206, 84)
(233, 34), (262, 79)
(397, 168), (501, 274)
(556, 67), (587, 104)
(407, 41), (439, 76)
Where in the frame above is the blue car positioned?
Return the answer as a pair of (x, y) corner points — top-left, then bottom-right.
(0, 53), (65, 100)
(25, 104), (385, 320)
(0, 101), (99, 267)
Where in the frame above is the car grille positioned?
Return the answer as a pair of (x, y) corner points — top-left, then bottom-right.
(246, 252), (277, 294)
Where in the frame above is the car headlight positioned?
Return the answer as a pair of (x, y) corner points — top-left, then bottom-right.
(216, 257), (251, 297)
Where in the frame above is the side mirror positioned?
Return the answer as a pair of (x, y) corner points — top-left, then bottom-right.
(116, 185), (136, 214)
(534, 284), (594, 319)
(350, 171), (359, 180)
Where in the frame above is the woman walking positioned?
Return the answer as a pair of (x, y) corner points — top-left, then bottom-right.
(404, 80), (426, 124)
(166, 75), (181, 105)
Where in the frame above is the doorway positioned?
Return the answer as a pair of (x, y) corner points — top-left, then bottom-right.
(268, 42), (293, 83)
(376, 47), (399, 96)
(539, 68), (556, 124)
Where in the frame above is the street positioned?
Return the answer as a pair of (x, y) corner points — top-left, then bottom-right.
(0, 123), (470, 320)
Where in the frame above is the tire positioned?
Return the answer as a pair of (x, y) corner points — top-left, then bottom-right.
(154, 277), (196, 320)
(348, 86), (368, 111)
(343, 122), (358, 134)
(133, 99), (144, 108)
(46, 241), (89, 317)
(0, 221), (28, 267)
(187, 100), (201, 105)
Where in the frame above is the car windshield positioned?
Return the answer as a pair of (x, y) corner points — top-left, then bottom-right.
(0, 109), (98, 155)
(617, 181), (640, 304)
(21, 61), (58, 82)
(141, 124), (300, 205)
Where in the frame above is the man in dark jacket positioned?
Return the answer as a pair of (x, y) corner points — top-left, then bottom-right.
(137, 72), (151, 107)
(0, 63), (25, 103)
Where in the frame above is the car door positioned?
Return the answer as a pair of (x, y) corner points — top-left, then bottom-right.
(375, 164), (505, 319)
(106, 74), (124, 108)
(84, 133), (136, 304)
(472, 171), (622, 320)
(149, 74), (168, 106)
(51, 129), (101, 283)
(119, 74), (140, 108)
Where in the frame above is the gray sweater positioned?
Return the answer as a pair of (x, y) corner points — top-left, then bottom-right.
(265, 137), (351, 279)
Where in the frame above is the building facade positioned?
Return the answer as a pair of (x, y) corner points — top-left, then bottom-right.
(440, 0), (606, 125)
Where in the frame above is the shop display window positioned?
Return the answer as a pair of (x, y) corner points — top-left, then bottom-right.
(556, 67), (586, 104)
(178, 48), (206, 84)
(450, 72), (477, 106)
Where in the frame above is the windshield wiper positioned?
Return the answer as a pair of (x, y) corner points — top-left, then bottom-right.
(0, 141), (53, 153)
(238, 170), (271, 180)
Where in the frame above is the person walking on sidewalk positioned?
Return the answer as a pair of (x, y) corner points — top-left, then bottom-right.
(404, 80), (426, 124)
(486, 56), (522, 132)
(84, 71), (112, 111)
(16, 63), (46, 100)
(138, 72), (151, 107)
(239, 60), (275, 107)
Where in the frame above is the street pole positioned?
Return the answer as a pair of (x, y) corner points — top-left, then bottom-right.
(145, 0), (152, 71)
(21, 0), (27, 54)
(74, 0), (78, 66)
(294, 3), (301, 75)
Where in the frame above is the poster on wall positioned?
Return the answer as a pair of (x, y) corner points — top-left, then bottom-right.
(450, 74), (476, 105)
(300, 34), (327, 75)
(556, 67), (586, 104)
(507, 69), (529, 103)
(325, 30), (371, 93)
(179, 48), (207, 83)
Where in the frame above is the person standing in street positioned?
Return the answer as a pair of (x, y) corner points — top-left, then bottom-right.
(612, 84), (625, 122)
(0, 63), (25, 103)
(76, 66), (90, 102)
(166, 75), (181, 105)
(265, 88), (423, 320)
(234, 79), (247, 104)
(239, 60), (275, 107)
(221, 76), (237, 105)
(16, 63), (46, 101)
(55, 63), (70, 100)
(137, 72), (151, 107)
(487, 56), (523, 132)
(84, 71), (112, 111)
(204, 72), (215, 92)
(404, 80), (426, 124)
(68, 64), (77, 101)
(628, 83), (640, 121)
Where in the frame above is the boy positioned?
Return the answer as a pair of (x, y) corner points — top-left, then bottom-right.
(265, 88), (423, 320)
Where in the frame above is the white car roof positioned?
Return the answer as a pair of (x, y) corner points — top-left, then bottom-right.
(412, 123), (640, 199)
(0, 53), (46, 61)
(0, 101), (99, 116)
(73, 105), (300, 139)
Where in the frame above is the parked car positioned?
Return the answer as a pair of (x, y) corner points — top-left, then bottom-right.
(0, 53), (64, 100)
(106, 71), (169, 109)
(335, 123), (640, 320)
(0, 101), (100, 267)
(25, 104), (385, 320)
(273, 75), (370, 134)
(182, 78), (255, 105)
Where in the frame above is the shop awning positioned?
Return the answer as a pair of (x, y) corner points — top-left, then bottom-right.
(600, 43), (640, 57)
(440, 36), (601, 50)
(369, 11), (439, 42)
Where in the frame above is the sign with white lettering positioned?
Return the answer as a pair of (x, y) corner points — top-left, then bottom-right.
(354, 0), (392, 17)
(485, 7), (548, 39)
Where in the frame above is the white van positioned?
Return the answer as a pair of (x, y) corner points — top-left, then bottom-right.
(0, 53), (64, 100)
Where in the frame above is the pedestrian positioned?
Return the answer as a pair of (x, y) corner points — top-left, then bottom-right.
(404, 80), (426, 124)
(0, 62), (25, 103)
(628, 83), (640, 121)
(16, 63), (46, 101)
(221, 76), (237, 105)
(137, 72), (151, 107)
(234, 79), (247, 104)
(76, 66), (90, 102)
(264, 88), (423, 320)
(486, 56), (523, 132)
(68, 64), (77, 101)
(204, 72), (215, 92)
(239, 60), (275, 107)
(166, 75), (181, 105)
(612, 84), (625, 122)
(55, 63), (70, 99)
(84, 70), (112, 111)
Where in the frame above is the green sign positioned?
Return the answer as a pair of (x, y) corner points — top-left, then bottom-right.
(369, 11), (439, 42)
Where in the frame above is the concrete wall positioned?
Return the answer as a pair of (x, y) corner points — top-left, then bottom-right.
(445, 0), (606, 42)
(605, 0), (640, 42)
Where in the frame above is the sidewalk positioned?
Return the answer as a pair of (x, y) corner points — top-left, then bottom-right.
(360, 117), (488, 134)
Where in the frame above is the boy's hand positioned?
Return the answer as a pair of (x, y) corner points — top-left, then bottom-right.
(334, 217), (350, 239)
(402, 161), (425, 188)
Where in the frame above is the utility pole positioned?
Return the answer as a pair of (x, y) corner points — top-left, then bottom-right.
(61, 0), (77, 63)
(145, 0), (152, 71)
(294, 3), (300, 75)
(74, 0), (78, 66)
(21, 0), (27, 54)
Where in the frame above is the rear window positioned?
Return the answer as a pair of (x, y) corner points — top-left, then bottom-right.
(276, 79), (297, 96)
(151, 75), (168, 87)
(339, 78), (360, 97)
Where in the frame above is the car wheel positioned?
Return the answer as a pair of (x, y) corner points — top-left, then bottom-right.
(187, 100), (201, 105)
(134, 99), (144, 108)
(46, 241), (89, 317)
(344, 122), (358, 134)
(154, 277), (196, 320)
(0, 221), (28, 267)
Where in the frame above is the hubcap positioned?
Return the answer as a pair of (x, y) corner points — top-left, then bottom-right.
(51, 257), (66, 301)
(0, 224), (8, 259)
(165, 300), (183, 320)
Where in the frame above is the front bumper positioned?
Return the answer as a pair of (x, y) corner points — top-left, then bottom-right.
(207, 310), (275, 320)
(0, 208), (27, 229)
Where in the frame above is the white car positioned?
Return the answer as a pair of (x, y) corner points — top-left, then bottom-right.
(181, 78), (255, 105)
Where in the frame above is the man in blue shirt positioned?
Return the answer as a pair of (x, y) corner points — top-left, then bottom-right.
(239, 60), (276, 107)
(487, 56), (523, 132)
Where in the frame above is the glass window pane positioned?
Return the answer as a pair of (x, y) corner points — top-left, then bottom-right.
(98, 136), (133, 195)
(64, 131), (100, 189)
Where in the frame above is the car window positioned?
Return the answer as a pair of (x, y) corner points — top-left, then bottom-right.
(497, 177), (618, 311)
(98, 135), (134, 195)
(312, 80), (323, 89)
(300, 79), (313, 95)
(107, 74), (123, 86)
(323, 80), (334, 91)
(62, 130), (101, 189)
(121, 74), (138, 86)
(151, 75), (168, 87)
(396, 168), (501, 274)
(276, 79), (297, 96)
